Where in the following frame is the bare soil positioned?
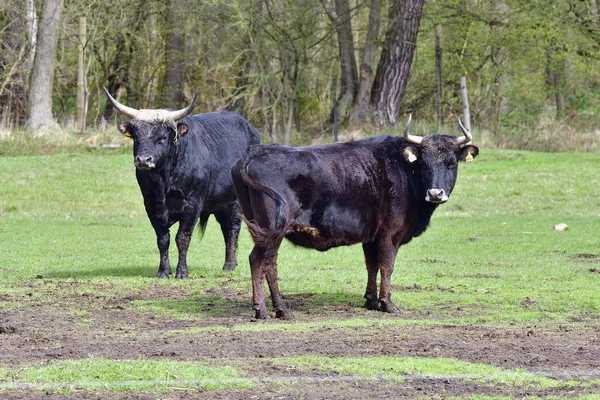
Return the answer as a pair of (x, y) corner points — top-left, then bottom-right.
(1, 279), (599, 399)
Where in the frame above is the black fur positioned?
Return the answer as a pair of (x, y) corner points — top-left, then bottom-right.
(125, 110), (260, 278)
(231, 134), (478, 318)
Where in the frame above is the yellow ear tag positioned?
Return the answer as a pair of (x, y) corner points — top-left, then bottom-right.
(124, 132), (133, 139)
(407, 152), (417, 163)
(465, 153), (473, 163)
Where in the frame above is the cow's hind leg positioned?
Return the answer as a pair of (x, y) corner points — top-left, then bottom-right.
(249, 245), (270, 319)
(214, 202), (241, 271)
(265, 251), (291, 319)
(249, 242), (290, 319)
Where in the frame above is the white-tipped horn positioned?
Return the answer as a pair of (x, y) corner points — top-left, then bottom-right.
(457, 118), (472, 145)
(103, 87), (139, 119)
(168, 93), (198, 121)
(403, 113), (422, 144)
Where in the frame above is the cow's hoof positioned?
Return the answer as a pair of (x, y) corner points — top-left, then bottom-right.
(380, 300), (400, 314)
(175, 273), (188, 279)
(275, 309), (293, 320)
(156, 272), (170, 279)
(222, 262), (237, 271)
(364, 299), (381, 311)
(254, 308), (270, 319)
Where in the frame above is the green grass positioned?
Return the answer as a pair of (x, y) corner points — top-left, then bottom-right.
(281, 355), (591, 389)
(0, 359), (253, 392)
(0, 149), (599, 395)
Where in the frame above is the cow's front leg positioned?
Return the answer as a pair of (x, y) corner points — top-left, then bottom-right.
(155, 226), (171, 278)
(174, 209), (200, 279)
(214, 203), (241, 271)
(377, 238), (400, 313)
(362, 241), (381, 311)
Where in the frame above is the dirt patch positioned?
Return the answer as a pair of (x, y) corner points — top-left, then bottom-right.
(0, 280), (599, 398)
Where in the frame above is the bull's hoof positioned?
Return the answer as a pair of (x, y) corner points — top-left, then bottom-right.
(275, 309), (293, 320)
(222, 262), (237, 271)
(175, 272), (188, 279)
(364, 299), (381, 311)
(156, 271), (170, 279)
(380, 300), (400, 314)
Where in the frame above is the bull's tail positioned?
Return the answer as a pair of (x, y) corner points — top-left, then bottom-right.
(233, 154), (289, 246)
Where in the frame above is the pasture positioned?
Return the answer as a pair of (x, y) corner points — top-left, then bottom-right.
(0, 147), (599, 398)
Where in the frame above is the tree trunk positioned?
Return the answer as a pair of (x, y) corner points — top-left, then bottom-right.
(76, 16), (87, 132)
(355, 0), (381, 121)
(27, 0), (64, 130)
(321, 0), (358, 121)
(370, 0), (424, 126)
(162, 0), (186, 107)
(1, 0), (29, 127)
(435, 23), (443, 130)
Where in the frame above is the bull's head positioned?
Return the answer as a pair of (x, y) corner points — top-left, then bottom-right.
(401, 115), (479, 204)
(104, 88), (197, 170)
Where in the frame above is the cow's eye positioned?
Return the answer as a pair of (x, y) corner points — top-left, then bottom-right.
(157, 138), (167, 145)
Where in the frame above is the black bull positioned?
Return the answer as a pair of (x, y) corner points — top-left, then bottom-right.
(105, 89), (260, 278)
(232, 117), (478, 319)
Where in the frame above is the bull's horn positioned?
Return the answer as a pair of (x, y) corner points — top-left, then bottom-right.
(403, 114), (422, 144)
(103, 87), (139, 119)
(457, 118), (473, 145)
(168, 93), (198, 121)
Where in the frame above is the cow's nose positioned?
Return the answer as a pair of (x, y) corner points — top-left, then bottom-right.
(135, 155), (155, 169)
(426, 188), (448, 203)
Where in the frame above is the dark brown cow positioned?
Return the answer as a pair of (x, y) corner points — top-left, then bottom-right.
(231, 117), (478, 319)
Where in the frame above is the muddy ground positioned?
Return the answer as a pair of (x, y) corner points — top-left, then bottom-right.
(1, 279), (599, 399)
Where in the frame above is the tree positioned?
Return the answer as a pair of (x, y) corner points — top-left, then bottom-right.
(162, 0), (186, 107)
(321, 0), (358, 121)
(355, 0), (381, 121)
(27, 0), (63, 130)
(371, 0), (425, 126)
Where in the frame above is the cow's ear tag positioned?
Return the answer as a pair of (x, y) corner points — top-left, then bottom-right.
(465, 152), (474, 163)
(177, 123), (189, 136)
(118, 123), (132, 139)
(403, 148), (419, 163)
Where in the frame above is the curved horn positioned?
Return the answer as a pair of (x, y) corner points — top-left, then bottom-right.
(457, 118), (473, 145)
(168, 93), (198, 122)
(103, 87), (139, 119)
(402, 113), (422, 144)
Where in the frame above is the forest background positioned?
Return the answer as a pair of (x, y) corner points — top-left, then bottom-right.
(2, 0), (600, 152)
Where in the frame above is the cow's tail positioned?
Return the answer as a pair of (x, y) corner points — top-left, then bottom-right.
(234, 155), (289, 246)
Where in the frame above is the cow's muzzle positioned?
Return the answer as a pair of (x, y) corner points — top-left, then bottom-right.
(425, 188), (448, 204)
(135, 155), (155, 170)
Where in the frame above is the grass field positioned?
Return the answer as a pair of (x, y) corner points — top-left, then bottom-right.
(0, 147), (599, 398)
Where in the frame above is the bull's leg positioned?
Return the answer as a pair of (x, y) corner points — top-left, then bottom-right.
(174, 210), (200, 279)
(377, 238), (400, 313)
(155, 226), (171, 278)
(214, 202), (241, 271)
(249, 245), (269, 319)
(362, 241), (381, 310)
(265, 251), (291, 320)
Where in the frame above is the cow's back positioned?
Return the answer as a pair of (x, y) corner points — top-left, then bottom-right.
(174, 110), (260, 211)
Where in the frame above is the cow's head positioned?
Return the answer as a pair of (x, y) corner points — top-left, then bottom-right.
(401, 115), (479, 204)
(104, 88), (197, 170)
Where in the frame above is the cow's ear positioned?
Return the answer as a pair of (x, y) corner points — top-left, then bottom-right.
(459, 145), (479, 163)
(118, 122), (133, 139)
(177, 122), (189, 137)
(402, 146), (420, 164)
